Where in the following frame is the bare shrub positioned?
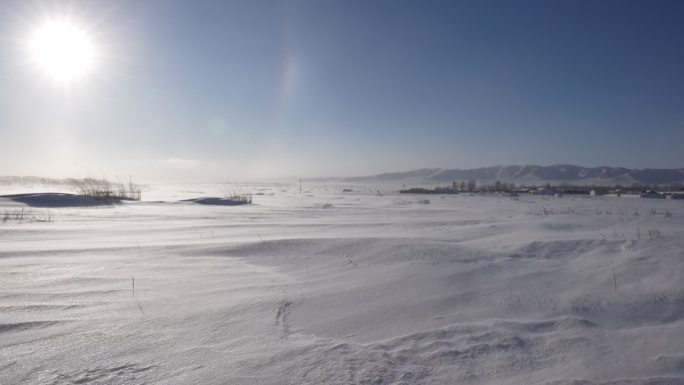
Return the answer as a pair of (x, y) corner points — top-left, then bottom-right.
(1, 208), (53, 224)
(221, 183), (253, 204)
(647, 228), (662, 239)
(69, 177), (141, 202)
(650, 209), (673, 218)
(225, 193), (252, 204)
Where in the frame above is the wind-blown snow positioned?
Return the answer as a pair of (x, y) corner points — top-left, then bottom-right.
(1, 184), (683, 384)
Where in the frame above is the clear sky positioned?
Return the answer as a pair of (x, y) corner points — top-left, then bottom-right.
(0, 0), (683, 181)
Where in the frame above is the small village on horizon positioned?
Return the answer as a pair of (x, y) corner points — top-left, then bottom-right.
(398, 180), (684, 199)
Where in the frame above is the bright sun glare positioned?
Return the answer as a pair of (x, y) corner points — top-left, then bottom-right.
(30, 20), (96, 83)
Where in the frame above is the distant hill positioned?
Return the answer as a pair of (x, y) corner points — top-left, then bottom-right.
(342, 165), (684, 185)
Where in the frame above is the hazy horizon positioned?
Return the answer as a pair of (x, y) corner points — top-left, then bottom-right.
(1, 0), (683, 180)
(2, 162), (684, 186)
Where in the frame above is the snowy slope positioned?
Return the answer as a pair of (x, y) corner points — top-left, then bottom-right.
(1, 184), (683, 384)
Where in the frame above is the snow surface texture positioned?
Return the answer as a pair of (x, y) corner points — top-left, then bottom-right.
(1, 183), (683, 385)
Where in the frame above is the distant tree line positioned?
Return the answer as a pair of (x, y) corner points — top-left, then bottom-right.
(459, 180), (684, 193)
(0, 176), (73, 185)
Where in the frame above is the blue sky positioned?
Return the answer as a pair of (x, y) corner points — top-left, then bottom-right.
(1, 0), (683, 180)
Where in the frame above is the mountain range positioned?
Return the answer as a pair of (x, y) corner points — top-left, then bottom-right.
(342, 165), (684, 185)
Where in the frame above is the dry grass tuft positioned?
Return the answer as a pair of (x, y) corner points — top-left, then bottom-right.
(69, 178), (141, 202)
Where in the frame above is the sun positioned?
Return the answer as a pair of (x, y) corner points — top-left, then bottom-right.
(30, 20), (96, 83)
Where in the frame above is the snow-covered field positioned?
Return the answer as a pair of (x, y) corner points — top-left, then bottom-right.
(1, 183), (683, 384)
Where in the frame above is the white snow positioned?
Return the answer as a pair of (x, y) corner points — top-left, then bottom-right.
(1, 183), (683, 384)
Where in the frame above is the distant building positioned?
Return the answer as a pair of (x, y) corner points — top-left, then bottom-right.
(537, 186), (560, 196)
(640, 191), (665, 199)
(399, 186), (459, 195)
